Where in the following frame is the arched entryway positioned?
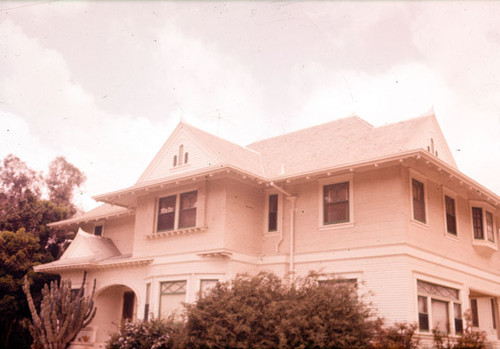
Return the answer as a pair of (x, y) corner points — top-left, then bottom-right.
(92, 284), (137, 344)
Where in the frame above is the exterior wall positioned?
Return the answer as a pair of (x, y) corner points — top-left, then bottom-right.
(100, 215), (135, 255)
(404, 166), (500, 274)
(224, 178), (263, 255)
(132, 178), (226, 257)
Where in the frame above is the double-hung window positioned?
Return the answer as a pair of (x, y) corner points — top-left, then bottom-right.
(157, 190), (198, 232)
(412, 178), (426, 224)
(471, 205), (495, 243)
(323, 182), (350, 225)
(445, 195), (457, 236)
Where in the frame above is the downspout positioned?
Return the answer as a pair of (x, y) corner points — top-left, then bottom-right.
(270, 182), (297, 281)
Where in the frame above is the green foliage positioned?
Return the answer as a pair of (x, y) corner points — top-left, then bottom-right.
(23, 272), (97, 349)
(0, 154), (86, 349)
(432, 310), (486, 349)
(371, 319), (419, 349)
(184, 271), (377, 349)
(45, 156), (86, 216)
(106, 318), (184, 349)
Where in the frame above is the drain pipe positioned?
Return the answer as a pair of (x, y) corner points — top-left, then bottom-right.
(270, 182), (297, 281)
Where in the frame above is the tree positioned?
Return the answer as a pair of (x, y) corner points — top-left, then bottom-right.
(0, 154), (86, 349)
(0, 230), (54, 349)
(23, 272), (97, 349)
(45, 156), (86, 216)
(184, 271), (377, 349)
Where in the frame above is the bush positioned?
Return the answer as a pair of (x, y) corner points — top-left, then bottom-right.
(106, 317), (183, 349)
(432, 310), (486, 349)
(184, 271), (378, 348)
(371, 319), (419, 349)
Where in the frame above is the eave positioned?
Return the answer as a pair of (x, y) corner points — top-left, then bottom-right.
(33, 256), (153, 273)
(48, 208), (135, 228)
(92, 149), (499, 210)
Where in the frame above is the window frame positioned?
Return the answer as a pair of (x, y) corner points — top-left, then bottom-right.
(264, 190), (282, 235)
(155, 186), (205, 234)
(415, 278), (463, 335)
(318, 174), (354, 229)
(409, 170), (429, 227)
(158, 280), (187, 319)
(93, 221), (105, 237)
(469, 201), (497, 250)
(442, 187), (459, 239)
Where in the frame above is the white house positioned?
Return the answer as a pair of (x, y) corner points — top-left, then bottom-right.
(35, 112), (500, 348)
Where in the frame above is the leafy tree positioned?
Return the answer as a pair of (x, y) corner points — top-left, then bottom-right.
(0, 230), (54, 349)
(184, 271), (377, 349)
(0, 154), (86, 349)
(45, 156), (86, 216)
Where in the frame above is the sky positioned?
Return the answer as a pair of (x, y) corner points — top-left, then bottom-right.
(0, 1), (499, 211)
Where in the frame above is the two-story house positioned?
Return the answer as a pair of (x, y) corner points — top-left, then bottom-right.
(35, 112), (500, 348)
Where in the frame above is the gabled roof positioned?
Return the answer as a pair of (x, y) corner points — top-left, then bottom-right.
(137, 121), (264, 184)
(247, 113), (457, 178)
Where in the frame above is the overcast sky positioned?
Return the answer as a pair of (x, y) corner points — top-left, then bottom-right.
(1, 1), (499, 211)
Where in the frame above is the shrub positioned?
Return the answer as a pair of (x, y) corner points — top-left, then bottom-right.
(371, 319), (419, 349)
(184, 271), (377, 349)
(432, 310), (486, 349)
(106, 317), (183, 349)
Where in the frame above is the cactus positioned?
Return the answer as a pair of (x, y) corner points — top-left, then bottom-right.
(23, 272), (97, 349)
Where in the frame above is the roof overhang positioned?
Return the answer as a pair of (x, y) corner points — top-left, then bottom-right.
(92, 164), (268, 208)
(48, 208), (135, 228)
(34, 256), (153, 273)
(92, 149), (499, 210)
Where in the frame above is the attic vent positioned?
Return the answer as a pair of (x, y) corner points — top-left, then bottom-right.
(173, 145), (188, 167)
(428, 138), (438, 157)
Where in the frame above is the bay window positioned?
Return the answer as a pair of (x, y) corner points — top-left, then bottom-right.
(157, 190), (198, 232)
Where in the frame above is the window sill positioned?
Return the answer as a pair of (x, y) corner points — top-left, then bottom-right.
(147, 226), (207, 239)
(410, 219), (430, 230)
(318, 222), (354, 231)
(472, 239), (498, 251)
(444, 233), (460, 243)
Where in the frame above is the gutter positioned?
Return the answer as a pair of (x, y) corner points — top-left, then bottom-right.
(270, 182), (297, 281)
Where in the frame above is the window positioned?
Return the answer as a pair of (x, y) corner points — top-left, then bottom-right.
(472, 207), (484, 239)
(417, 280), (461, 334)
(491, 298), (497, 330)
(184, 152), (189, 164)
(486, 211), (494, 242)
(178, 145), (184, 165)
(454, 303), (463, 333)
(94, 224), (103, 237)
(157, 191), (198, 232)
(179, 191), (197, 229)
(323, 182), (349, 224)
(122, 291), (135, 322)
(158, 195), (176, 231)
(173, 155), (177, 167)
(418, 296), (429, 331)
(144, 283), (151, 321)
(159, 281), (186, 319)
(445, 196), (457, 235)
(268, 194), (278, 232)
(472, 206), (495, 243)
(471, 299), (479, 327)
(200, 279), (218, 298)
(412, 179), (426, 223)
